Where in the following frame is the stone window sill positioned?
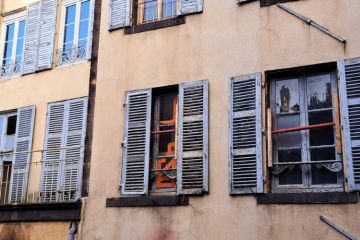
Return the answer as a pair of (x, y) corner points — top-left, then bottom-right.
(106, 196), (189, 207)
(124, 16), (185, 35)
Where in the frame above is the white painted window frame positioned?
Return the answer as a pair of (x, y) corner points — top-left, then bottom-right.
(0, 11), (26, 80)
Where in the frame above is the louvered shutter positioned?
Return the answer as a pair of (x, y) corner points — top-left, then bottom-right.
(108, 0), (131, 30)
(22, 1), (41, 75)
(339, 57), (360, 191)
(87, 0), (95, 60)
(177, 0), (203, 15)
(36, 0), (57, 71)
(177, 80), (208, 194)
(121, 89), (152, 195)
(8, 106), (35, 203)
(60, 98), (87, 201)
(229, 73), (263, 194)
(40, 101), (66, 202)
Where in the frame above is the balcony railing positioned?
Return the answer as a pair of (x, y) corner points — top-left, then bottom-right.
(0, 146), (83, 205)
(56, 44), (88, 66)
(0, 61), (22, 78)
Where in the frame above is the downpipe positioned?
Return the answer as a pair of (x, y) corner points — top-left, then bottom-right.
(68, 222), (77, 240)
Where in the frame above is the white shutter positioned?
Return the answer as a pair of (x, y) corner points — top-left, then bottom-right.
(121, 89), (152, 195)
(60, 98), (87, 201)
(22, 1), (41, 75)
(87, 0), (95, 60)
(229, 73), (263, 194)
(36, 0), (57, 71)
(108, 0), (131, 30)
(177, 80), (208, 194)
(177, 0), (203, 15)
(40, 101), (66, 202)
(339, 57), (360, 191)
(8, 106), (35, 203)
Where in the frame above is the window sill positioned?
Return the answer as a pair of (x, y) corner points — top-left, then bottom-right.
(260, 0), (299, 7)
(0, 202), (82, 222)
(256, 192), (359, 204)
(56, 59), (89, 69)
(124, 16), (185, 35)
(106, 195), (189, 207)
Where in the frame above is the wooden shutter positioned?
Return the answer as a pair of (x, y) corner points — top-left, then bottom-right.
(40, 101), (66, 202)
(87, 0), (95, 60)
(8, 106), (35, 203)
(121, 89), (152, 195)
(339, 57), (360, 191)
(22, 1), (41, 75)
(177, 80), (208, 194)
(36, 0), (57, 71)
(229, 73), (263, 194)
(177, 0), (203, 15)
(108, 0), (131, 30)
(60, 98), (87, 201)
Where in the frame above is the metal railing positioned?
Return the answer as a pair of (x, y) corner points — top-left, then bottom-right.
(0, 61), (21, 78)
(56, 44), (87, 66)
(0, 146), (83, 205)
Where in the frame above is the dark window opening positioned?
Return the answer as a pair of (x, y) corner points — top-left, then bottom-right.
(6, 115), (17, 135)
(0, 161), (12, 204)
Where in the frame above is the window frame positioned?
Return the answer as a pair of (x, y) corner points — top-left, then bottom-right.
(269, 70), (344, 193)
(0, 11), (26, 78)
(135, 0), (178, 25)
(58, 0), (92, 66)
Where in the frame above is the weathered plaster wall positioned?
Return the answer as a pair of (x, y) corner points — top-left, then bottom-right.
(82, 0), (360, 239)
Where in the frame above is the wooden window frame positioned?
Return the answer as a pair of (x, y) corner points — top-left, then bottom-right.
(134, 0), (178, 25)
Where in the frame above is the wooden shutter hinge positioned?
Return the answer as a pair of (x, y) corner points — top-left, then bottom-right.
(123, 101), (128, 107)
(262, 129), (266, 135)
(119, 183), (123, 190)
(261, 82), (265, 88)
(46, 111), (48, 115)
(262, 176), (266, 183)
(121, 140), (126, 147)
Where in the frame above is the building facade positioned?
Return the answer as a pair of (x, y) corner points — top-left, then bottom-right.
(1, 0), (360, 239)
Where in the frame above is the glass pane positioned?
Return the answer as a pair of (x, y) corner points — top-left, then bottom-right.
(276, 79), (300, 113)
(3, 135), (15, 151)
(278, 149), (302, 185)
(64, 24), (75, 45)
(16, 38), (24, 56)
(162, 0), (175, 17)
(309, 110), (334, 146)
(4, 41), (13, 60)
(159, 132), (175, 156)
(277, 114), (301, 148)
(5, 24), (15, 41)
(80, 1), (90, 20)
(79, 20), (89, 40)
(3, 58), (11, 65)
(65, 5), (76, 24)
(311, 147), (337, 184)
(64, 42), (73, 51)
(18, 21), (25, 39)
(0, 117), (4, 136)
(307, 74), (332, 110)
(144, 0), (157, 22)
(160, 94), (177, 122)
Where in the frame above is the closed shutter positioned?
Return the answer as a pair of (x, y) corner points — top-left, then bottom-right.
(229, 73), (263, 194)
(87, 0), (95, 60)
(36, 0), (57, 71)
(22, 1), (41, 75)
(339, 57), (360, 191)
(60, 98), (87, 201)
(9, 106), (35, 203)
(108, 0), (131, 30)
(40, 101), (66, 202)
(177, 80), (208, 194)
(177, 0), (203, 15)
(121, 89), (152, 195)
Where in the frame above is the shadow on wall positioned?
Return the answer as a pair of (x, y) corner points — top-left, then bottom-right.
(0, 223), (27, 240)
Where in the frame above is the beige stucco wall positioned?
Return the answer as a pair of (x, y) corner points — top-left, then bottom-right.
(81, 0), (360, 239)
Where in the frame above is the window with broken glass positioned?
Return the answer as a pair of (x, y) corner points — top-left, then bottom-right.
(270, 71), (343, 192)
(150, 91), (178, 194)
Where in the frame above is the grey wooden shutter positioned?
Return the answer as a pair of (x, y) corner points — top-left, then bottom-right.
(36, 0), (57, 71)
(229, 73), (263, 194)
(87, 0), (95, 60)
(121, 89), (152, 195)
(22, 1), (41, 75)
(60, 98), (87, 201)
(339, 57), (360, 191)
(40, 101), (66, 202)
(177, 80), (208, 194)
(108, 0), (131, 30)
(9, 106), (35, 203)
(177, 0), (203, 15)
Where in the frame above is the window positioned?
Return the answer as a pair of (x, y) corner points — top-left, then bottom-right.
(136, 0), (177, 24)
(0, 11), (26, 78)
(270, 71), (343, 192)
(57, 0), (94, 66)
(121, 80), (208, 197)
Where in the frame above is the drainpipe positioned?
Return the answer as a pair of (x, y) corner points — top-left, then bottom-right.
(68, 222), (77, 240)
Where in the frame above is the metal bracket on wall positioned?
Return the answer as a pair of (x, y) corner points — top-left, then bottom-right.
(320, 216), (356, 240)
(277, 3), (346, 43)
